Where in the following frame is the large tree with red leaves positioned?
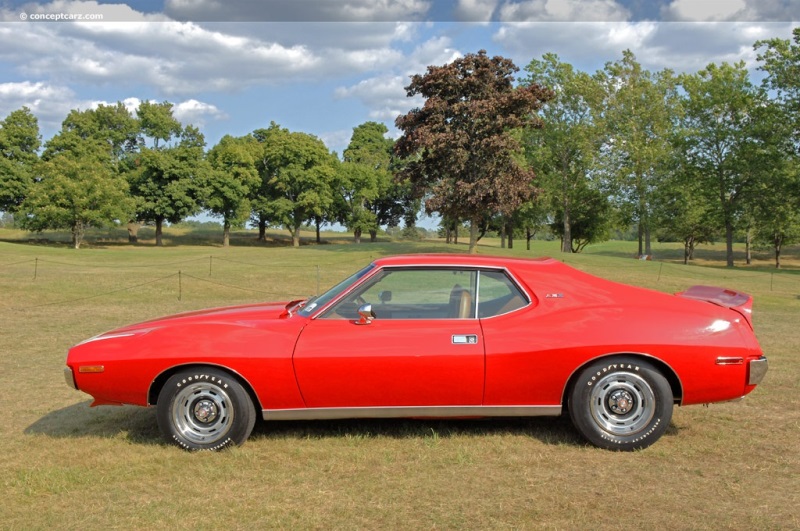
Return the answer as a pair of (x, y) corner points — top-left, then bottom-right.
(395, 50), (552, 253)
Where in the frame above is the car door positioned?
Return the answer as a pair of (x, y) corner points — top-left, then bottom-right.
(292, 268), (485, 408)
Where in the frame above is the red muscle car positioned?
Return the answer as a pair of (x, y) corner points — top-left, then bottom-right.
(64, 254), (767, 451)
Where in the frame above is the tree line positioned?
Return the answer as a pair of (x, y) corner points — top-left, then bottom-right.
(1, 29), (799, 266)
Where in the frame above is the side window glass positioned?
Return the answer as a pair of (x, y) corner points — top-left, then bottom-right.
(321, 269), (477, 320)
(478, 270), (527, 318)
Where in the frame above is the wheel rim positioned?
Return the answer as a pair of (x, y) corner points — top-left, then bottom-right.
(171, 382), (234, 445)
(589, 371), (656, 436)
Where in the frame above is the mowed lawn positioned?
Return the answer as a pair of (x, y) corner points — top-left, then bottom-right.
(1, 230), (798, 529)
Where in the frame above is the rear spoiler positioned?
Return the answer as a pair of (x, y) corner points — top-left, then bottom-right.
(676, 285), (754, 329)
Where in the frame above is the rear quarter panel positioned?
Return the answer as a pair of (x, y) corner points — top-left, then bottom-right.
(481, 262), (762, 406)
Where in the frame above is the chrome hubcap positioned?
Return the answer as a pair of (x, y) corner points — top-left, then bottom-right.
(590, 371), (656, 436)
(193, 399), (218, 424)
(608, 390), (634, 415)
(171, 381), (233, 444)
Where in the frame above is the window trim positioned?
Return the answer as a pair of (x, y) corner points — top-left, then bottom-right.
(311, 264), (532, 321)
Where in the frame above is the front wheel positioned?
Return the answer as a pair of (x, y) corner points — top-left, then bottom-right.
(568, 357), (673, 451)
(157, 368), (256, 451)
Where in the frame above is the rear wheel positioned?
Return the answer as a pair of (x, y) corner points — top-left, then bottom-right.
(569, 357), (673, 451)
(157, 368), (256, 451)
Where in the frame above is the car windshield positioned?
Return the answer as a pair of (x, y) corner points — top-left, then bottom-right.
(297, 264), (375, 317)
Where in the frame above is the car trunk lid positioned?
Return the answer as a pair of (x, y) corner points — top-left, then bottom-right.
(676, 285), (754, 329)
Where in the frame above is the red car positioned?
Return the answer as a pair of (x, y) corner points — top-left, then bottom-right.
(64, 254), (767, 451)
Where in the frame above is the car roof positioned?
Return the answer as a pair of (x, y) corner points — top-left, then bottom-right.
(372, 254), (559, 268)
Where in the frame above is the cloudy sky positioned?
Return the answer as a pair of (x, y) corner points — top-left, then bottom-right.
(0, 0), (798, 157)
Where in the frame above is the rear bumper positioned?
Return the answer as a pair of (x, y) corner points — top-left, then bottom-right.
(748, 356), (768, 386)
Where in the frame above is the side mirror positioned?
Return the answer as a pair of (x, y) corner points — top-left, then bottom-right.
(356, 303), (376, 325)
(379, 290), (392, 303)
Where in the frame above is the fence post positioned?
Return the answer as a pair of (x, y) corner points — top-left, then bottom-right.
(33, 258), (38, 280)
(178, 270), (182, 301)
(657, 262), (663, 282)
(209, 255), (213, 277)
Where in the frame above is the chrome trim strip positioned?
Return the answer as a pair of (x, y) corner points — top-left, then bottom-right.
(715, 356), (744, 365)
(748, 356), (768, 385)
(262, 405), (562, 421)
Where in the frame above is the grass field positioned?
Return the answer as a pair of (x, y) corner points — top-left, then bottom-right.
(1, 228), (798, 529)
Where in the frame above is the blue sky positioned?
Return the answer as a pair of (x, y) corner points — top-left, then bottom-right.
(1, 0), (798, 160)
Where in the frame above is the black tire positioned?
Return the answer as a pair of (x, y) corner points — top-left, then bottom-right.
(568, 357), (673, 451)
(156, 368), (256, 451)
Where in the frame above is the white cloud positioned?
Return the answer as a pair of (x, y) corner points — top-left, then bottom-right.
(164, 0), (432, 22)
(664, 0), (748, 21)
(498, 0), (630, 22)
(454, 0), (501, 21)
(172, 99), (228, 126)
(662, 0), (800, 22)
(0, 81), (79, 132)
(494, 21), (797, 74)
(333, 36), (461, 126)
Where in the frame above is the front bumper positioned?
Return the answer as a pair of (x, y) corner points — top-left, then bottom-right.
(748, 356), (768, 386)
(64, 366), (77, 390)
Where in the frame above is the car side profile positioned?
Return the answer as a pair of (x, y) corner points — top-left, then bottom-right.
(64, 254), (767, 451)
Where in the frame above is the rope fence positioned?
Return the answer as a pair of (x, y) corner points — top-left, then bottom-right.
(1, 254), (796, 312)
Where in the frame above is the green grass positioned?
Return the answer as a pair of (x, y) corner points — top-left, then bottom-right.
(1, 229), (798, 529)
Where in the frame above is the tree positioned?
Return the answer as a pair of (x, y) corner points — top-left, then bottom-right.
(0, 107), (40, 213)
(679, 62), (764, 267)
(549, 181), (611, 253)
(522, 53), (603, 253)
(45, 103), (139, 163)
(128, 125), (208, 245)
(395, 50), (552, 253)
(653, 162), (718, 264)
(137, 101), (182, 149)
(21, 138), (133, 249)
(337, 122), (404, 243)
(261, 125), (338, 247)
(596, 51), (679, 257)
(205, 135), (262, 247)
(755, 28), (800, 267)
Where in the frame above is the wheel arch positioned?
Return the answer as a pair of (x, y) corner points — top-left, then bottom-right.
(148, 363), (262, 412)
(561, 352), (684, 411)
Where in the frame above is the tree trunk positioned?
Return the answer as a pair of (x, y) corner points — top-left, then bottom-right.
(292, 225), (301, 247)
(155, 217), (164, 247)
(507, 222), (513, 249)
(561, 202), (571, 253)
(223, 220), (231, 247)
(526, 227), (532, 251)
(354, 227), (362, 244)
(468, 220), (479, 254)
(127, 222), (140, 243)
(72, 221), (84, 249)
(684, 236), (693, 265)
(725, 220), (734, 267)
(369, 230), (377, 242)
(500, 223), (506, 249)
(315, 216), (322, 244)
(644, 225), (651, 256)
(454, 225), (458, 245)
(745, 227), (752, 265)
(258, 217), (267, 241)
(637, 221), (644, 257)
(774, 235), (782, 269)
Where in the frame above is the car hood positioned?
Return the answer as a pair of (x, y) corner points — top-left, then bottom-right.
(82, 301), (297, 342)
